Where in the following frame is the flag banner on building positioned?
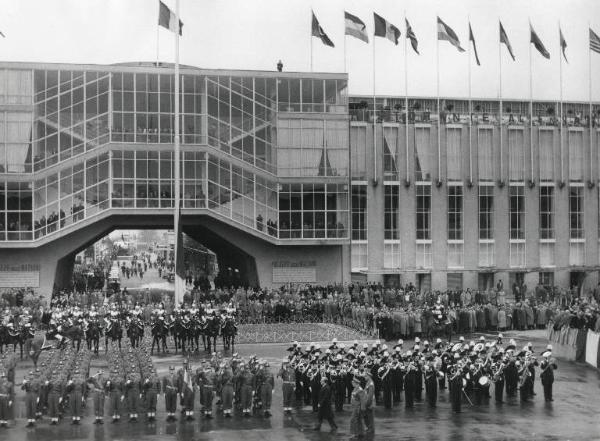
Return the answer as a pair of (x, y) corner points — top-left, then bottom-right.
(500, 21), (515, 60)
(374, 12), (400, 45)
(406, 18), (419, 54)
(158, 0), (183, 35)
(312, 11), (335, 47)
(591, 28), (600, 54)
(560, 28), (568, 63)
(530, 24), (550, 58)
(437, 17), (465, 52)
(469, 23), (481, 65)
(345, 11), (369, 43)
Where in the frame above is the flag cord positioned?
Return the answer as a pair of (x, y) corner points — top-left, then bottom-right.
(404, 12), (409, 184)
(529, 23), (534, 184)
(589, 21), (593, 183)
(499, 21), (503, 182)
(173, 0), (182, 304)
(468, 17), (473, 183)
(436, 16), (441, 183)
(559, 21), (564, 183)
(373, 36), (377, 184)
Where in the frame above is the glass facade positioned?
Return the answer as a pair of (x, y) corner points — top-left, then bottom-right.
(0, 65), (350, 242)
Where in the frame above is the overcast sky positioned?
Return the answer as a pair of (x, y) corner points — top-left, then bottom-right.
(0, 0), (598, 101)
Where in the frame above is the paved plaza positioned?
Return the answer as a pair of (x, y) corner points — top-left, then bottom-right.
(2, 332), (600, 441)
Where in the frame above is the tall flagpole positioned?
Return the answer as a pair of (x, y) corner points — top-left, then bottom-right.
(499, 20), (503, 183)
(310, 10), (314, 72)
(436, 16), (441, 182)
(174, 0), (183, 304)
(373, 32), (377, 184)
(468, 19), (473, 183)
(559, 21), (564, 184)
(156, 1), (160, 66)
(589, 21), (594, 183)
(404, 13), (409, 184)
(529, 21), (534, 184)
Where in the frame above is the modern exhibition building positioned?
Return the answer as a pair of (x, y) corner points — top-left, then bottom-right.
(0, 61), (598, 296)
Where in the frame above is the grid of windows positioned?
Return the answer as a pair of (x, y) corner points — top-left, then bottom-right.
(416, 184), (431, 240)
(448, 242), (464, 268)
(509, 242), (526, 267)
(477, 128), (493, 181)
(384, 184), (399, 240)
(568, 130), (584, 181)
(384, 242), (401, 268)
(351, 185), (367, 241)
(569, 186), (584, 239)
(478, 242), (495, 267)
(350, 126), (367, 180)
(570, 242), (585, 265)
(508, 128), (525, 181)
(539, 129), (554, 181)
(448, 185), (463, 240)
(416, 243), (432, 269)
(278, 183), (348, 239)
(351, 242), (368, 270)
(446, 128), (462, 180)
(0, 181), (32, 240)
(539, 186), (554, 239)
(510, 185), (525, 240)
(478, 185), (493, 240)
(539, 272), (554, 288)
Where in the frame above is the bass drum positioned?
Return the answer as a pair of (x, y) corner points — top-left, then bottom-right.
(478, 375), (490, 387)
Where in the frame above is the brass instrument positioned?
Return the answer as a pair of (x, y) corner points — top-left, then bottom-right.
(492, 362), (506, 382)
(518, 358), (532, 388)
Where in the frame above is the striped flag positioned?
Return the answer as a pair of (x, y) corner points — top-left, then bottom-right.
(373, 12), (400, 45)
(560, 28), (568, 63)
(158, 0), (183, 35)
(530, 24), (550, 59)
(437, 17), (464, 52)
(500, 21), (515, 61)
(406, 18), (419, 54)
(591, 28), (600, 54)
(312, 11), (335, 47)
(469, 23), (481, 66)
(345, 11), (369, 43)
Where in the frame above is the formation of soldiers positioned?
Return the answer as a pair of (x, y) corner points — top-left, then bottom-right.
(280, 334), (558, 436)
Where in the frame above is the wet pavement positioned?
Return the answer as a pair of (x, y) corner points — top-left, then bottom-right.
(3, 332), (600, 441)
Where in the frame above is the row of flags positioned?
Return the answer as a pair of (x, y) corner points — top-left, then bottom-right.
(313, 11), (600, 64)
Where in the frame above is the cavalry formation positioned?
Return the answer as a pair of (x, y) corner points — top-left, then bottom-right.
(0, 304), (238, 364)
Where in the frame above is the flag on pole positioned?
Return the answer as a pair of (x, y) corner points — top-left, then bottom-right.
(530, 24), (550, 59)
(158, 0), (183, 35)
(345, 11), (369, 43)
(374, 12), (401, 45)
(591, 28), (600, 54)
(499, 21), (515, 61)
(469, 23), (481, 66)
(183, 369), (193, 393)
(312, 11), (335, 47)
(0, 31), (5, 38)
(560, 28), (568, 63)
(437, 17), (465, 52)
(406, 18), (419, 54)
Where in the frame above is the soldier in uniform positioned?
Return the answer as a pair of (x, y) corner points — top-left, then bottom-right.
(258, 362), (274, 417)
(314, 375), (337, 432)
(0, 371), (13, 428)
(349, 376), (366, 440)
(22, 371), (38, 427)
(162, 366), (178, 421)
(107, 369), (123, 423)
(87, 371), (106, 424)
(424, 363), (438, 407)
(202, 365), (216, 418)
(125, 370), (141, 421)
(404, 361), (416, 408)
(449, 366), (463, 413)
(363, 372), (375, 435)
(46, 370), (62, 425)
(277, 358), (295, 414)
(143, 374), (159, 421)
(220, 362), (235, 417)
(238, 362), (254, 417)
(67, 370), (86, 424)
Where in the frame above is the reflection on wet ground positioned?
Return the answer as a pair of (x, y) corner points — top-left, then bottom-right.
(3, 337), (600, 440)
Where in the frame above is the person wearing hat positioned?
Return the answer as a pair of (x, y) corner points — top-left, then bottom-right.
(540, 354), (558, 402)
(22, 372), (38, 427)
(362, 371), (375, 435)
(107, 369), (124, 423)
(349, 376), (366, 439)
(219, 362), (235, 418)
(143, 373), (160, 422)
(162, 366), (178, 421)
(504, 357), (518, 398)
(237, 363), (255, 417)
(67, 371), (86, 424)
(46, 371), (62, 425)
(314, 375), (337, 432)
(125, 371), (142, 422)
(0, 371), (13, 428)
(277, 358), (295, 414)
(87, 370), (106, 424)
(201, 365), (216, 418)
(258, 362), (274, 417)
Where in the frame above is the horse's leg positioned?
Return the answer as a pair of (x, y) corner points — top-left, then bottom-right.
(232, 336), (235, 353)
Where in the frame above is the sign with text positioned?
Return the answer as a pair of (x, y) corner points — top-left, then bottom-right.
(272, 261), (316, 283)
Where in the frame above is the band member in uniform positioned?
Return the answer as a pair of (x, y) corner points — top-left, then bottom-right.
(424, 363), (438, 407)
(314, 376), (337, 432)
(540, 351), (558, 402)
(363, 372), (375, 435)
(22, 372), (38, 427)
(449, 365), (463, 413)
(404, 361), (417, 408)
(493, 358), (506, 403)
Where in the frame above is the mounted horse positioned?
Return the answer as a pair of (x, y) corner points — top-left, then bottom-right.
(150, 318), (169, 355)
(104, 316), (123, 351)
(221, 316), (237, 352)
(47, 321), (84, 351)
(202, 315), (220, 353)
(0, 323), (35, 358)
(126, 316), (145, 349)
(85, 319), (103, 354)
(171, 315), (190, 354)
